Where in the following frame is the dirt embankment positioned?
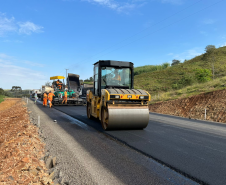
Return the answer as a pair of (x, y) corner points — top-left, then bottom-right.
(0, 99), (52, 184)
(149, 89), (226, 123)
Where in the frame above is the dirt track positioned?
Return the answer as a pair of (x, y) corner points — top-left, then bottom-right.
(149, 89), (226, 123)
(0, 99), (52, 184)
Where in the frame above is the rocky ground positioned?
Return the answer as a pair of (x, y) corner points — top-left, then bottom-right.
(0, 98), (56, 185)
(149, 89), (226, 123)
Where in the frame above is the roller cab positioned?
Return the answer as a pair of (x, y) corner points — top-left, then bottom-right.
(86, 60), (151, 130)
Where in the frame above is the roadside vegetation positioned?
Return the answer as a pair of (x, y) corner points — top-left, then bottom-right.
(134, 45), (226, 103)
(134, 62), (170, 76)
(81, 77), (94, 85)
(0, 88), (9, 103)
(150, 76), (226, 103)
(0, 95), (5, 103)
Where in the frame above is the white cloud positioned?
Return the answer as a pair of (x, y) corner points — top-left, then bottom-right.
(0, 13), (17, 36)
(168, 47), (203, 62)
(2, 39), (23, 43)
(0, 13), (43, 37)
(216, 42), (226, 48)
(202, 19), (215, 25)
(0, 53), (13, 59)
(82, 0), (144, 12)
(161, 0), (183, 5)
(23, 60), (45, 67)
(0, 54), (46, 89)
(18, 21), (43, 35)
(117, 3), (136, 12)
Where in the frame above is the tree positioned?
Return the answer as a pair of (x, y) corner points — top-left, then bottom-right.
(205, 45), (216, 54)
(89, 77), (94, 81)
(0, 88), (4, 95)
(45, 81), (52, 86)
(171, 59), (181, 66)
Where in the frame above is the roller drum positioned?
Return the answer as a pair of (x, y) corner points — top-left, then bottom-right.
(106, 106), (149, 129)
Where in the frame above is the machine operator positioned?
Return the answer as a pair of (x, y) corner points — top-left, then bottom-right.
(56, 80), (63, 90)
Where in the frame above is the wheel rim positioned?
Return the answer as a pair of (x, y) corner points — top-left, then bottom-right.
(87, 103), (91, 119)
(101, 108), (108, 130)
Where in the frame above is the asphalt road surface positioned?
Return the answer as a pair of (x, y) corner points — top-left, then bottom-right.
(32, 99), (197, 185)
(53, 105), (226, 185)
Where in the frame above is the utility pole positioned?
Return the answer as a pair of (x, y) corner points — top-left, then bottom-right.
(65, 69), (69, 86)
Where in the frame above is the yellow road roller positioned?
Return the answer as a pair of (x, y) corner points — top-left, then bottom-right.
(86, 60), (151, 130)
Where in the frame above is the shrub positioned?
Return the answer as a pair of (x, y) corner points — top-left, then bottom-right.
(0, 88), (4, 95)
(195, 69), (212, 83)
(179, 75), (195, 86)
(172, 83), (179, 89)
(172, 75), (195, 89)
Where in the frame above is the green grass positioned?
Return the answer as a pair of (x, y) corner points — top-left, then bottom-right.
(134, 46), (226, 100)
(134, 63), (170, 76)
(150, 76), (226, 103)
(0, 95), (5, 103)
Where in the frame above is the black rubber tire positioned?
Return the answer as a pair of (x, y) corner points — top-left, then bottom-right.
(86, 103), (94, 119)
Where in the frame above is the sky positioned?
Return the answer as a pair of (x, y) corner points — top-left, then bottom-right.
(0, 0), (226, 90)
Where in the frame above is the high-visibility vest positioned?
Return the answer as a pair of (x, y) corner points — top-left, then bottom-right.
(43, 93), (47, 99)
(48, 93), (55, 101)
(64, 91), (68, 97)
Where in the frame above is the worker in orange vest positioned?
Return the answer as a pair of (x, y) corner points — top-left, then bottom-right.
(62, 89), (68, 104)
(113, 70), (121, 81)
(48, 91), (55, 108)
(43, 92), (48, 107)
(56, 80), (62, 90)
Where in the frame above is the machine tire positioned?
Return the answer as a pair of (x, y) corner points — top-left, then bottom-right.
(87, 103), (94, 119)
(101, 107), (108, 130)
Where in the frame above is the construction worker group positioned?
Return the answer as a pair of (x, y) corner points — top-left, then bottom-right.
(43, 89), (68, 108)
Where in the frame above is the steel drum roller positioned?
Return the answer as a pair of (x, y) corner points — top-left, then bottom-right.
(107, 105), (149, 129)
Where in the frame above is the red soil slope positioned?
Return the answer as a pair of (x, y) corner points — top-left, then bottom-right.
(149, 89), (226, 123)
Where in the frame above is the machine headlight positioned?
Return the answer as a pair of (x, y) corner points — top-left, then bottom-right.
(128, 95), (132, 98)
(110, 95), (120, 99)
(139, 96), (149, 99)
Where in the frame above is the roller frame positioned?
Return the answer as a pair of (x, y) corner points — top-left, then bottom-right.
(87, 89), (151, 130)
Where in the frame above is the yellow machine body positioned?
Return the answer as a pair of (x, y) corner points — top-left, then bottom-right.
(50, 76), (65, 80)
(87, 89), (151, 130)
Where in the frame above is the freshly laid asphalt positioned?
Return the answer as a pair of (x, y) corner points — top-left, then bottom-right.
(31, 99), (197, 185)
(53, 105), (226, 185)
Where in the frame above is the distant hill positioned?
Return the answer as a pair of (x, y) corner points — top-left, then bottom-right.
(134, 46), (226, 98)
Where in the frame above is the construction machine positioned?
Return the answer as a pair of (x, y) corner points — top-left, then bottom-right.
(50, 76), (84, 105)
(86, 60), (151, 130)
(67, 73), (81, 93)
